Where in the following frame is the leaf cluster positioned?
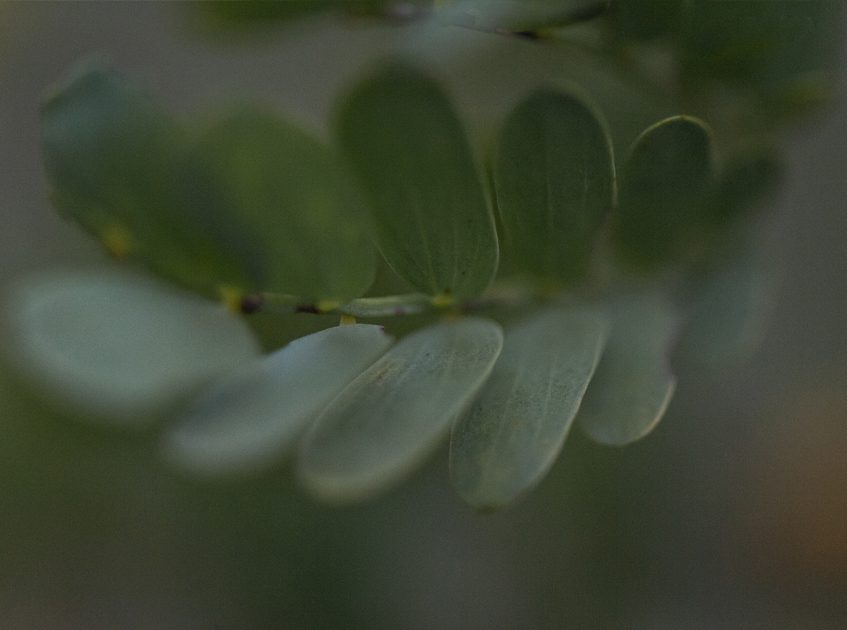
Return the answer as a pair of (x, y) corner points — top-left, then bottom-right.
(4, 0), (839, 509)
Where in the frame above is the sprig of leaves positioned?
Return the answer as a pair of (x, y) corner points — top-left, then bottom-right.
(10, 0), (837, 508)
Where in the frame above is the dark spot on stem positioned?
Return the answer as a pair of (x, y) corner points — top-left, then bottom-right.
(240, 294), (265, 315)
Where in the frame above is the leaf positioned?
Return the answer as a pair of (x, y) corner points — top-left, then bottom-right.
(3, 268), (260, 424)
(162, 324), (393, 477)
(614, 116), (715, 268)
(450, 305), (608, 510)
(494, 89), (615, 283)
(437, 0), (610, 32)
(190, 107), (376, 302)
(335, 63), (499, 302)
(41, 62), (252, 293)
(297, 317), (503, 502)
(675, 248), (778, 368)
(577, 292), (678, 446)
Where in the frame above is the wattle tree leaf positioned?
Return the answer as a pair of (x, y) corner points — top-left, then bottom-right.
(494, 89), (614, 284)
(335, 63), (499, 302)
(41, 63), (252, 294)
(190, 108), (376, 303)
(162, 324), (393, 477)
(4, 268), (260, 424)
(577, 292), (678, 446)
(297, 317), (503, 503)
(614, 116), (715, 268)
(450, 305), (608, 510)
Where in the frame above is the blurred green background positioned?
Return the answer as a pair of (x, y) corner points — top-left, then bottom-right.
(1, 3), (846, 628)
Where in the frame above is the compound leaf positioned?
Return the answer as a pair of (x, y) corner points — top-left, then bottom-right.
(162, 324), (393, 477)
(577, 292), (678, 446)
(335, 63), (498, 302)
(494, 89), (614, 284)
(450, 304), (608, 510)
(615, 116), (715, 268)
(297, 317), (503, 503)
(4, 268), (260, 424)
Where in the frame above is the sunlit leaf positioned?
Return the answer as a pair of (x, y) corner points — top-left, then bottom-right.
(190, 107), (376, 302)
(577, 292), (678, 446)
(162, 324), (393, 476)
(4, 268), (260, 424)
(297, 317), (503, 502)
(614, 116), (715, 268)
(450, 305), (608, 510)
(494, 89), (614, 283)
(335, 63), (499, 301)
(675, 248), (778, 368)
(41, 63), (251, 293)
(437, 0), (610, 32)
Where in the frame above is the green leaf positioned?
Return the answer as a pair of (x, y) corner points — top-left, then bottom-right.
(577, 292), (678, 446)
(191, 107), (375, 302)
(675, 248), (778, 368)
(297, 317), (503, 502)
(335, 63), (499, 302)
(450, 305), (608, 510)
(4, 268), (260, 424)
(494, 89), (614, 284)
(614, 116), (715, 268)
(41, 63), (252, 293)
(162, 324), (393, 477)
(437, 0), (610, 32)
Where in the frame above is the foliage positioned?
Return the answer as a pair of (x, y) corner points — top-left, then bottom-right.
(4, 0), (840, 509)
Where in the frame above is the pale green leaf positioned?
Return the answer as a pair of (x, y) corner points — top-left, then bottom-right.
(162, 324), (393, 476)
(577, 292), (678, 445)
(297, 317), (503, 502)
(4, 268), (260, 424)
(335, 63), (499, 301)
(494, 89), (614, 283)
(450, 305), (608, 509)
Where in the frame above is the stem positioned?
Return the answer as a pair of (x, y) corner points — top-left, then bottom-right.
(250, 283), (540, 319)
